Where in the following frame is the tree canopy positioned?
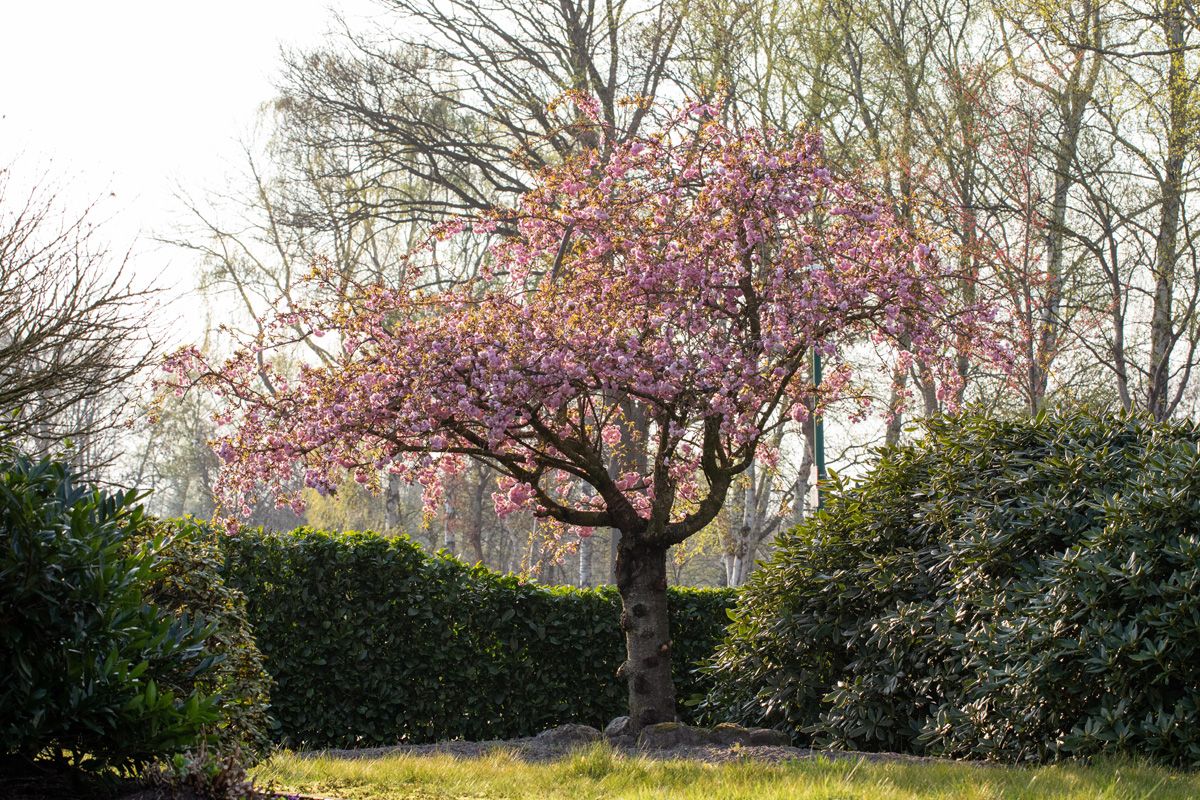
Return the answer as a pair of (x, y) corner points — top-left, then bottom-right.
(169, 101), (994, 726)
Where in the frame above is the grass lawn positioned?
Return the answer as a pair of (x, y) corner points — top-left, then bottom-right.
(254, 744), (1200, 800)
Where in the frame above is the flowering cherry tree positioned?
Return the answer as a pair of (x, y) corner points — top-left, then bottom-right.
(168, 103), (982, 729)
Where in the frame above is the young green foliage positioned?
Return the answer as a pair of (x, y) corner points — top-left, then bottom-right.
(139, 518), (275, 758)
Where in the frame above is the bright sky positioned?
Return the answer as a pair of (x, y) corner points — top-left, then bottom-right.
(0, 0), (377, 334)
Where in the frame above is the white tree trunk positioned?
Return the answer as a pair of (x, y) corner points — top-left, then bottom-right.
(578, 533), (593, 587)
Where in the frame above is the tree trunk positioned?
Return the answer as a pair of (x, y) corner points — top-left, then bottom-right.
(383, 473), (402, 534)
(734, 546), (755, 586)
(466, 468), (487, 564)
(884, 350), (910, 447)
(738, 464), (759, 582)
(578, 533), (593, 587)
(615, 535), (675, 729)
(609, 528), (620, 583)
(442, 498), (455, 554)
(722, 541), (745, 588)
(1029, 7), (1100, 411)
(1147, 3), (1186, 421)
(791, 420), (815, 527)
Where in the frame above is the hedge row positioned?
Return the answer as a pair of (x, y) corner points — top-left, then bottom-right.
(218, 527), (735, 748)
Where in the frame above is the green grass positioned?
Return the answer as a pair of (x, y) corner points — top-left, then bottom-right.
(253, 744), (1200, 800)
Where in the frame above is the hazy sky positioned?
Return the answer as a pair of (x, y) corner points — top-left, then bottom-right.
(0, 1), (376, 325)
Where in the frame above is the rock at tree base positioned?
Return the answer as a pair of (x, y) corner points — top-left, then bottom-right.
(604, 716), (633, 738)
(712, 723), (790, 747)
(637, 722), (711, 749)
(637, 722), (790, 750)
(534, 724), (602, 747)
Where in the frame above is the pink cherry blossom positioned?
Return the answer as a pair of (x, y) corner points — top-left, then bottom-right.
(164, 102), (993, 542)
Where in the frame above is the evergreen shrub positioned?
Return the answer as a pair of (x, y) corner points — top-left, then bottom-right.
(0, 456), (217, 777)
(701, 411), (1200, 767)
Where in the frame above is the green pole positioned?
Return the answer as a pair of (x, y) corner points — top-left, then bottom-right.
(813, 346), (825, 510)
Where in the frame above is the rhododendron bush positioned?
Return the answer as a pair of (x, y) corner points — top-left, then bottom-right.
(166, 102), (991, 729)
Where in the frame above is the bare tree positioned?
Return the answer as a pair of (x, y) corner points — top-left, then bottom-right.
(275, 0), (683, 230)
(0, 166), (157, 475)
(981, 0), (1106, 413)
(1009, 0), (1200, 419)
(688, 0), (1198, 425)
(159, 0), (1200, 588)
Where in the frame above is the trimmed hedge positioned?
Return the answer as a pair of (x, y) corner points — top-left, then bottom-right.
(700, 411), (1200, 767)
(218, 526), (735, 748)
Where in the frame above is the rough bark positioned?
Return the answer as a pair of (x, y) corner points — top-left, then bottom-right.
(615, 535), (675, 729)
